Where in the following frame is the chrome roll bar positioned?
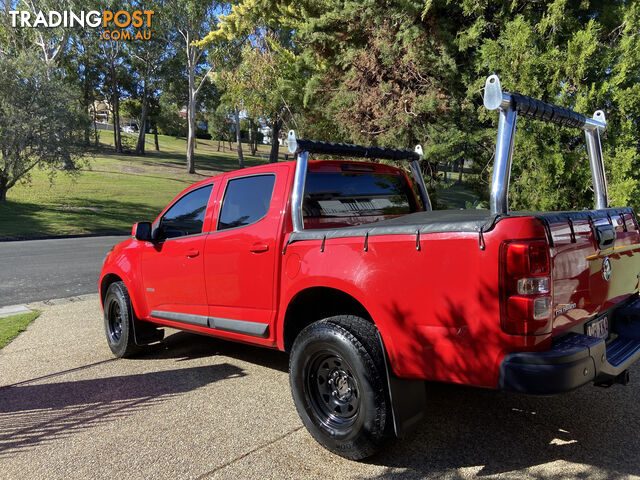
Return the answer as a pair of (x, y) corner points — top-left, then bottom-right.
(484, 74), (608, 215)
(291, 150), (308, 233)
(287, 130), (432, 232)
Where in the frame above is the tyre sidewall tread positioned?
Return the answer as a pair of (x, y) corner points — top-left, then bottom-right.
(103, 281), (138, 358)
(290, 316), (389, 460)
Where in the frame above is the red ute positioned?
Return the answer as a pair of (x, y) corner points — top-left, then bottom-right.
(99, 76), (640, 460)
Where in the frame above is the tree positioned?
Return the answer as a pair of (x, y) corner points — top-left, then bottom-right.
(120, 98), (142, 130)
(208, 104), (234, 150)
(0, 52), (86, 201)
(156, 96), (188, 137)
(200, 1), (306, 163)
(100, 38), (128, 153)
(129, 0), (171, 155)
(61, 27), (102, 147)
(169, 0), (222, 173)
(437, 0), (640, 211)
(271, 0), (640, 212)
(208, 39), (246, 167)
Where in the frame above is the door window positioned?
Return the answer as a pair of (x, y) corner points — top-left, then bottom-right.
(158, 184), (213, 239)
(218, 175), (276, 230)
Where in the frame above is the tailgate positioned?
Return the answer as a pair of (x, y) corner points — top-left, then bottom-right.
(542, 208), (640, 335)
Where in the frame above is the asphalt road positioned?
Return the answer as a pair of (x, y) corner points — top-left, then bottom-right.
(0, 236), (128, 307)
(2, 296), (640, 479)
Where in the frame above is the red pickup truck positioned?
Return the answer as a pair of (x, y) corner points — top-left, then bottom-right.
(100, 76), (640, 460)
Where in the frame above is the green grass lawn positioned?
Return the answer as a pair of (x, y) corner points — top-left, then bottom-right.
(0, 131), (479, 239)
(435, 182), (482, 209)
(0, 133), (275, 239)
(0, 311), (40, 349)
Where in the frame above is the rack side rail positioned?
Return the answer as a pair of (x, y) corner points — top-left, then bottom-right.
(483, 74), (608, 215)
(286, 132), (431, 232)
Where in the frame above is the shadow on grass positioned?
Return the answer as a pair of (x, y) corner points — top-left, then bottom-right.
(133, 150), (272, 173)
(0, 198), (163, 240)
(95, 145), (278, 174)
(85, 168), (196, 184)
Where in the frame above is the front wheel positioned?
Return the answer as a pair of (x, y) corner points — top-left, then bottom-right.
(103, 281), (139, 358)
(289, 316), (390, 460)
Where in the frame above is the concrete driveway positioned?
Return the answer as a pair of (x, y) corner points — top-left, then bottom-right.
(1, 296), (640, 479)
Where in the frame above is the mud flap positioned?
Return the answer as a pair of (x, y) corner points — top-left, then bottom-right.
(131, 317), (164, 346)
(377, 333), (426, 437)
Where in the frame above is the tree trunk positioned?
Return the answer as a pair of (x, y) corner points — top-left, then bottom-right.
(153, 122), (159, 151)
(249, 118), (258, 156)
(110, 62), (122, 153)
(217, 140), (221, 152)
(0, 170), (9, 201)
(83, 72), (91, 146)
(269, 118), (281, 163)
(458, 159), (464, 184)
(186, 65), (196, 173)
(136, 84), (148, 155)
(92, 105), (99, 146)
(235, 108), (244, 168)
(112, 93), (122, 153)
(61, 151), (74, 170)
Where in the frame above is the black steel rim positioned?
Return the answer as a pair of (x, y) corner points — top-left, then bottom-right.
(107, 298), (123, 343)
(306, 351), (361, 430)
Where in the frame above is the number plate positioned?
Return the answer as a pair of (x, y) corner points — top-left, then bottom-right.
(586, 315), (609, 339)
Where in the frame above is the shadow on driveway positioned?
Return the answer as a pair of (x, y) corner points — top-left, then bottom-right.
(365, 381), (640, 479)
(0, 363), (244, 457)
(4, 328), (638, 478)
(139, 331), (290, 373)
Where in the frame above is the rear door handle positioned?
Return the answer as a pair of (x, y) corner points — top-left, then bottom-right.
(250, 243), (269, 253)
(186, 249), (200, 258)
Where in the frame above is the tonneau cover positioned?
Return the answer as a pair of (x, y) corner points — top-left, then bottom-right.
(289, 210), (497, 243)
(287, 207), (636, 243)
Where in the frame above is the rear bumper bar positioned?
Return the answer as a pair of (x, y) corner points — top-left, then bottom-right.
(499, 298), (640, 394)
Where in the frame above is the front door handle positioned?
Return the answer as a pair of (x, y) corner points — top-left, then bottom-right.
(186, 249), (200, 258)
(250, 243), (269, 253)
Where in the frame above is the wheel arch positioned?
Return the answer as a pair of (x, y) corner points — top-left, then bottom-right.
(100, 273), (122, 307)
(282, 286), (374, 352)
(100, 272), (145, 319)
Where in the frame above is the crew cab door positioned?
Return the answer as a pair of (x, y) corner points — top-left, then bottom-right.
(140, 183), (215, 323)
(204, 166), (289, 338)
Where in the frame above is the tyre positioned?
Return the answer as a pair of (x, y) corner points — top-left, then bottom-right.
(289, 315), (390, 460)
(103, 281), (139, 358)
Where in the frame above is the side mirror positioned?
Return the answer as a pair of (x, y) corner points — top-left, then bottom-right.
(132, 222), (152, 242)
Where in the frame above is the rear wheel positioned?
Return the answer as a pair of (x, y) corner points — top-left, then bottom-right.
(289, 316), (390, 460)
(103, 281), (139, 358)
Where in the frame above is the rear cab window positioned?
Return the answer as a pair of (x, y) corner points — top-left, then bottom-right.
(218, 175), (276, 230)
(303, 163), (420, 229)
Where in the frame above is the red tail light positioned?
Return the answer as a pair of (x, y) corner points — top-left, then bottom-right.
(500, 240), (552, 335)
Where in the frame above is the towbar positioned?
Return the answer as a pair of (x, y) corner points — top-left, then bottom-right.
(484, 74), (608, 215)
(287, 130), (432, 232)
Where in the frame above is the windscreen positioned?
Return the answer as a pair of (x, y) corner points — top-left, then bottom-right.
(303, 171), (419, 227)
